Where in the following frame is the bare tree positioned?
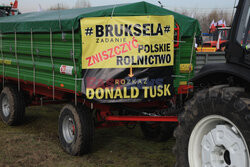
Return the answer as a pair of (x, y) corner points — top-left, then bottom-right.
(49, 3), (69, 10)
(177, 8), (232, 33)
(74, 0), (91, 8)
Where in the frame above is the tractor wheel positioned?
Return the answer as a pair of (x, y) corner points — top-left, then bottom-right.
(174, 86), (250, 167)
(140, 122), (177, 141)
(58, 104), (94, 156)
(0, 86), (25, 125)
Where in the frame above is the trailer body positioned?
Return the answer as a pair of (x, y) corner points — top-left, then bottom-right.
(0, 2), (200, 104)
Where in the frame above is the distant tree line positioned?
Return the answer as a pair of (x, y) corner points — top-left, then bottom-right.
(49, 0), (91, 10)
(48, 1), (233, 34)
(177, 9), (233, 33)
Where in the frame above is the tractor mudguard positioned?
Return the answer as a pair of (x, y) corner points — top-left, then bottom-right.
(191, 63), (250, 85)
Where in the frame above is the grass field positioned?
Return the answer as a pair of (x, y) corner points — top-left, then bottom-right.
(0, 105), (176, 167)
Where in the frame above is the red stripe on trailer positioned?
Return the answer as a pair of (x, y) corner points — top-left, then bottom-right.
(0, 75), (78, 97)
(105, 116), (178, 122)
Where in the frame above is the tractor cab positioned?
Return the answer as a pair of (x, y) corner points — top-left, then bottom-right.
(226, 0), (250, 66)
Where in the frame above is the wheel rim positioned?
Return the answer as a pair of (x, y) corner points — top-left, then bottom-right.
(2, 94), (10, 117)
(62, 115), (76, 144)
(188, 115), (250, 167)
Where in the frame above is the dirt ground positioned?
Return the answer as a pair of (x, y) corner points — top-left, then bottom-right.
(0, 105), (176, 167)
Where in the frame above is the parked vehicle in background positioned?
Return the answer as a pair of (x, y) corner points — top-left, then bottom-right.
(0, 0), (20, 17)
(197, 26), (231, 52)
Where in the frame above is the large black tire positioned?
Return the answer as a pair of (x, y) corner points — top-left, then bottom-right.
(0, 86), (25, 125)
(58, 104), (94, 156)
(140, 122), (177, 141)
(174, 86), (250, 167)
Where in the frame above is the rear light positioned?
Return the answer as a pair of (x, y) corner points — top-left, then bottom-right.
(180, 64), (193, 73)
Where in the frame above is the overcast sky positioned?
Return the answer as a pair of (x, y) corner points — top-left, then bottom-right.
(1, 0), (238, 13)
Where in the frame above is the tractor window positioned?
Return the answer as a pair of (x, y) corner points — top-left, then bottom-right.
(236, 3), (250, 46)
(248, 31), (250, 43)
(246, 31), (250, 49)
(243, 9), (250, 46)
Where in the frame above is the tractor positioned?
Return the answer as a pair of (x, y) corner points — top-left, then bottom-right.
(174, 0), (250, 166)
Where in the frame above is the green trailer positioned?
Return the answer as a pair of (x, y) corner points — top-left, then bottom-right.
(0, 2), (200, 155)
